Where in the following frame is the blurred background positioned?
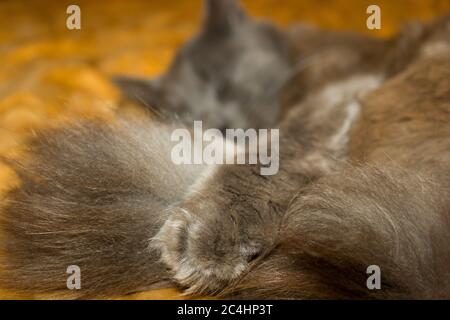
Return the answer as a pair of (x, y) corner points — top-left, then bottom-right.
(0, 0), (449, 299)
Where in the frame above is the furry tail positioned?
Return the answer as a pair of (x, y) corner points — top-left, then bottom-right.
(0, 118), (204, 298)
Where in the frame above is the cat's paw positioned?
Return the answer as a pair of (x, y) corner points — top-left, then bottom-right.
(152, 201), (266, 295)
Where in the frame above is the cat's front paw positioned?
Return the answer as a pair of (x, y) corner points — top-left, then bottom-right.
(152, 201), (266, 295)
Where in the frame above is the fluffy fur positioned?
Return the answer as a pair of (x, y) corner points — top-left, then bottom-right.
(1, 0), (450, 299)
(115, 0), (294, 130)
(0, 119), (205, 298)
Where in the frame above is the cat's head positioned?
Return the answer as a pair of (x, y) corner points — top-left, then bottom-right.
(115, 0), (294, 130)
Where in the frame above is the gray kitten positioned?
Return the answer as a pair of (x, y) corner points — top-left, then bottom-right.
(1, 0), (450, 299)
(114, 0), (294, 130)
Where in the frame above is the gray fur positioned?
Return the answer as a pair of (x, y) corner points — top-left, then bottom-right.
(155, 53), (450, 299)
(0, 119), (205, 298)
(1, 0), (450, 300)
(115, 0), (294, 130)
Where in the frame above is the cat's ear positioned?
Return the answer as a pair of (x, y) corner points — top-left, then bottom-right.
(202, 0), (247, 35)
(113, 76), (163, 111)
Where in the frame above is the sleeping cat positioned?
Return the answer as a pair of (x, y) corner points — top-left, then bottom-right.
(154, 54), (450, 299)
(153, 11), (450, 298)
(1, 0), (450, 299)
(115, 0), (294, 130)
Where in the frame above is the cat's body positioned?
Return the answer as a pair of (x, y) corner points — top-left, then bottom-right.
(213, 54), (450, 299)
(1, 0), (450, 299)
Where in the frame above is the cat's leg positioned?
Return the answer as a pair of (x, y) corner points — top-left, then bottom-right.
(152, 163), (304, 294)
(153, 73), (383, 295)
(152, 127), (341, 295)
(155, 160), (450, 298)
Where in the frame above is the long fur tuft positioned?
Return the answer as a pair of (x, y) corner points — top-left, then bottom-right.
(0, 118), (204, 298)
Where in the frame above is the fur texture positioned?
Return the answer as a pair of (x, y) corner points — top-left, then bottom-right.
(0, 119), (205, 298)
(1, 0), (450, 299)
(115, 0), (294, 130)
